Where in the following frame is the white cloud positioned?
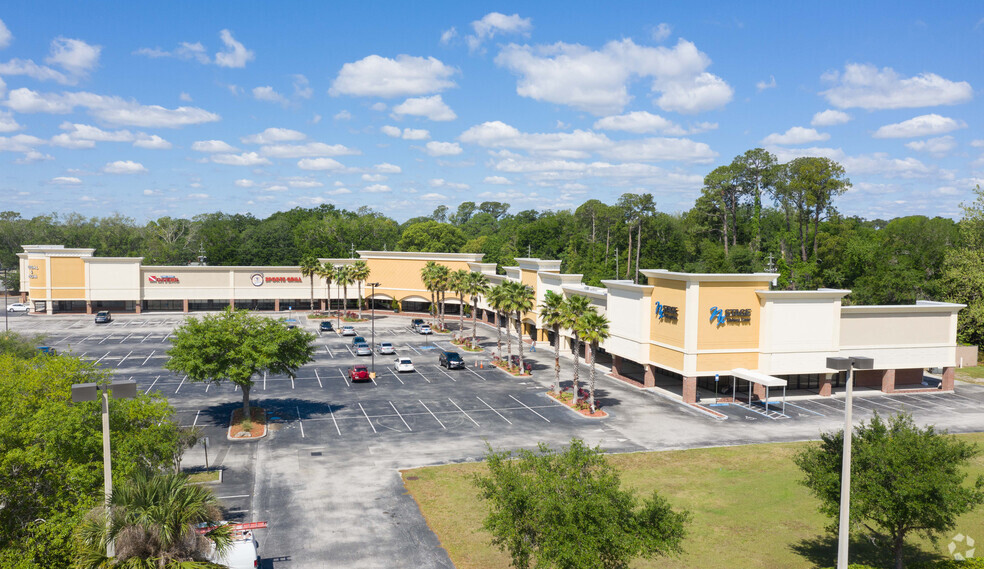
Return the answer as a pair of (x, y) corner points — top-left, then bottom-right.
(872, 114), (967, 138)
(905, 135), (957, 155)
(593, 111), (688, 135)
(253, 86), (287, 104)
(142, 189), (157, 196)
(484, 175), (513, 185)
(375, 162), (401, 173)
(495, 38), (732, 115)
(46, 37), (101, 76)
(364, 184), (392, 193)
(210, 152), (270, 166)
(103, 160), (147, 174)
(179, 92), (192, 102)
(811, 109), (851, 127)
(0, 58), (72, 84)
(761, 126), (830, 145)
(188, 193), (209, 199)
(50, 176), (82, 185)
(467, 12), (533, 50)
(327, 188), (352, 195)
(0, 76), (5, 98)
(370, 102), (387, 111)
(391, 94), (456, 121)
(298, 157), (344, 170)
(841, 152), (936, 178)
(260, 142), (359, 158)
(240, 127), (306, 144)
(0, 134), (45, 153)
(133, 134), (171, 149)
(429, 178), (469, 189)
(380, 125), (402, 137)
(421, 192), (447, 200)
(60, 122), (134, 142)
(401, 128), (430, 140)
(651, 23), (672, 42)
(600, 137), (717, 163)
(424, 141), (462, 156)
(264, 185), (288, 192)
(821, 63), (973, 110)
(756, 75), (776, 91)
(50, 133), (94, 149)
(459, 121), (609, 157)
(0, 18), (11, 49)
(0, 110), (21, 132)
(334, 110), (352, 120)
(235, 179), (255, 188)
(176, 42), (210, 64)
(362, 173), (386, 182)
(971, 140), (984, 148)
(440, 27), (457, 45)
(214, 29), (254, 68)
(192, 140), (238, 153)
(4, 88), (221, 128)
(329, 54), (457, 98)
(292, 74), (312, 99)
(285, 177), (323, 188)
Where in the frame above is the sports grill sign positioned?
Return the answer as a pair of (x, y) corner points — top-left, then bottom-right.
(251, 273), (302, 286)
(147, 275), (179, 284)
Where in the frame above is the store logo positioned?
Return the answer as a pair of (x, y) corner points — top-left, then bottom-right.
(710, 306), (751, 325)
(265, 276), (303, 283)
(251, 273), (264, 287)
(949, 533), (975, 560)
(148, 275), (179, 284)
(655, 301), (678, 321)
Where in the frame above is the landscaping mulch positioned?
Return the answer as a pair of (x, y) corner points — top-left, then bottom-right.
(546, 390), (608, 418)
(228, 406), (267, 439)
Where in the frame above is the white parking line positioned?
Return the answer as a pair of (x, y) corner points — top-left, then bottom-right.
(98, 336), (110, 345)
(315, 369), (323, 388)
(358, 402), (377, 433)
(477, 396), (512, 424)
(120, 333), (133, 343)
(434, 366), (457, 382)
(144, 375), (160, 394)
(193, 410), (200, 427)
(175, 375), (186, 393)
(324, 344), (334, 358)
(408, 345), (421, 355)
(889, 394), (946, 411)
(338, 368), (350, 387)
(263, 371), (267, 390)
(160, 333), (171, 343)
(509, 394), (551, 422)
(389, 402), (412, 431)
(448, 398), (480, 426)
(328, 404), (341, 435)
(346, 346), (355, 357)
(117, 350), (132, 367)
(95, 351), (111, 364)
(467, 367), (487, 381)
(388, 370), (405, 385)
(297, 406), (305, 438)
(216, 494), (250, 499)
(140, 334), (152, 343)
(142, 350), (155, 366)
(290, 374), (295, 389)
(80, 334), (93, 343)
(419, 400), (446, 429)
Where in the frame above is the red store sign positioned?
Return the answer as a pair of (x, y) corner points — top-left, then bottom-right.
(265, 276), (302, 283)
(148, 275), (180, 283)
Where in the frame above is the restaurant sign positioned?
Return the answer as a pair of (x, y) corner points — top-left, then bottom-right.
(148, 275), (180, 283)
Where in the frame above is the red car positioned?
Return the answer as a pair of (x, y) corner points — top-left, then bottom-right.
(349, 364), (371, 382)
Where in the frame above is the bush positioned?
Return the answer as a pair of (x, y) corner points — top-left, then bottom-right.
(240, 419), (253, 432)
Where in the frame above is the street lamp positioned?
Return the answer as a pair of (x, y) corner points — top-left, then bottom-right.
(368, 282), (380, 378)
(1, 261), (8, 332)
(825, 355), (874, 569)
(71, 379), (137, 558)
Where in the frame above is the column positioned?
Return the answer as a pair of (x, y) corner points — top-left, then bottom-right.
(611, 355), (622, 377)
(683, 376), (697, 404)
(819, 376), (832, 397)
(644, 364), (656, 388)
(752, 382), (767, 400)
(229, 299), (235, 309)
(942, 366), (955, 391)
(135, 303), (142, 314)
(320, 299), (326, 311)
(182, 299), (189, 313)
(880, 368), (896, 394)
(86, 301), (93, 315)
(274, 298), (280, 312)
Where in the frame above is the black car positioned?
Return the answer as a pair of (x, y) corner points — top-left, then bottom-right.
(319, 320), (333, 332)
(439, 351), (464, 369)
(94, 310), (112, 324)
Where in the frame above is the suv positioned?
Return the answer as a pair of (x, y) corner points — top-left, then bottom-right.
(410, 318), (425, 331)
(439, 351), (464, 369)
(94, 311), (112, 324)
(319, 320), (333, 332)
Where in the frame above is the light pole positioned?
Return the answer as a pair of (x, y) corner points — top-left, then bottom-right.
(71, 379), (137, 558)
(368, 282), (380, 378)
(1, 261), (8, 332)
(825, 355), (874, 569)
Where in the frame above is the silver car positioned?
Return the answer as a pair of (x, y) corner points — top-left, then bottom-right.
(341, 325), (356, 336)
(355, 342), (372, 356)
(376, 342), (395, 355)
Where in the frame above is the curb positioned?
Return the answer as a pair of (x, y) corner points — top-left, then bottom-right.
(227, 409), (269, 441)
(544, 391), (609, 419)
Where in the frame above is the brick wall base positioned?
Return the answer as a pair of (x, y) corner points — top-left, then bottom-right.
(683, 376), (697, 404)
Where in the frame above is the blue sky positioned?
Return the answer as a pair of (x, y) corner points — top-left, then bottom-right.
(0, 2), (981, 223)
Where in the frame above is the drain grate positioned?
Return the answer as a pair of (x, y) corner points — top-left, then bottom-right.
(310, 451), (322, 456)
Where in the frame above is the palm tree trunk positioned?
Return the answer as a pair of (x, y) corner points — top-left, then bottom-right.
(327, 280), (332, 316)
(505, 310), (512, 365)
(571, 334), (581, 403)
(310, 277), (314, 312)
(357, 282), (364, 319)
(553, 324), (561, 395)
(496, 310), (502, 355)
(516, 312), (525, 375)
(588, 342), (597, 413)
(430, 289), (436, 326)
(471, 298), (478, 346)
(459, 291), (465, 332)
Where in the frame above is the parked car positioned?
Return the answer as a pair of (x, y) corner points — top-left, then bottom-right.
(6, 302), (29, 313)
(439, 351), (465, 369)
(341, 325), (356, 336)
(410, 318), (425, 331)
(395, 357), (415, 372)
(319, 320), (334, 332)
(418, 324), (432, 335)
(355, 342), (372, 356)
(376, 341), (395, 355)
(349, 364), (371, 382)
(94, 310), (112, 323)
(282, 318), (299, 329)
(509, 355), (534, 373)
(353, 335), (366, 345)
(207, 523), (260, 569)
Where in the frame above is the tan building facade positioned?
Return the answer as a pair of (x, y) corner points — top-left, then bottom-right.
(20, 245), (964, 402)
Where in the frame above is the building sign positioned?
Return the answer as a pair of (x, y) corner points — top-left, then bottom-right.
(265, 276), (303, 283)
(28, 264), (39, 279)
(710, 306), (752, 325)
(147, 275), (180, 283)
(251, 273), (264, 287)
(654, 301), (679, 321)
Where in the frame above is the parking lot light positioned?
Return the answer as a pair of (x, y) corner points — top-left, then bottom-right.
(368, 282), (380, 377)
(825, 355), (874, 569)
(1, 261), (9, 331)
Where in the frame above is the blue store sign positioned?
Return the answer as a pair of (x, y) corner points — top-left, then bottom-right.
(710, 306), (751, 325)
(654, 301), (679, 321)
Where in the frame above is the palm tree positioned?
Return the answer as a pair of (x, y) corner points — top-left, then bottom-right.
(561, 295), (592, 402)
(507, 281), (535, 375)
(539, 290), (566, 394)
(420, 261), (439, 326)
(299, 255), (320, 311)
(450, 269), (471, 333)
(75, 471), (233, 568)
(335, 264), (355, 327)
(578, 310), (610, 413)
(317, 261), (335, 314)
(466, 272), (490, 347)
(431, 264), (451, 330)
(486, 283), (509, 358)
(351, 260), (371, 318)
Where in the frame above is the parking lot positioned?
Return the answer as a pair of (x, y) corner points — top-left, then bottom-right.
(10, 311), (984, 568)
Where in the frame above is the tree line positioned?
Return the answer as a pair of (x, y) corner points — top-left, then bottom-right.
(2, 149), (982, 350)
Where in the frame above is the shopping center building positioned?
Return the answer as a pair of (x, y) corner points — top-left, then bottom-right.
(18, 244), (968, 402)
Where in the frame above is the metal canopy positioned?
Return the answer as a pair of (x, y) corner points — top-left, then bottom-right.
(731, 368), (788, 388)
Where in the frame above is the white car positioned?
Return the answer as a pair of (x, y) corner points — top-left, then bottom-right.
(418, 324), (432, 335)
(395, 357), (415, 372)
(6, 302), (29, 313)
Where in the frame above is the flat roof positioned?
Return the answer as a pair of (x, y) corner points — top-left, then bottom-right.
(731, 368), (788, 388)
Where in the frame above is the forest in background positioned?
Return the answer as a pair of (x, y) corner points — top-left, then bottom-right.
(2, 148), (983, 349)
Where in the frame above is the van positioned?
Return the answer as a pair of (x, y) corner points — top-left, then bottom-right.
(439, 351), (464, 369)
(210, 528), (260, 569)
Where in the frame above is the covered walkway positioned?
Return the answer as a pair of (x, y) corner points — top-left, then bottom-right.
(730, 368), (789, 419)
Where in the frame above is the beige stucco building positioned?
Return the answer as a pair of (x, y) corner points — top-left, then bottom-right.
(19, 244), (965, 403)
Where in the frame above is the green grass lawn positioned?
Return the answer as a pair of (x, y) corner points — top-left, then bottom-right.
(956, 365), (984, 385)
(402, 433), (984, 569)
